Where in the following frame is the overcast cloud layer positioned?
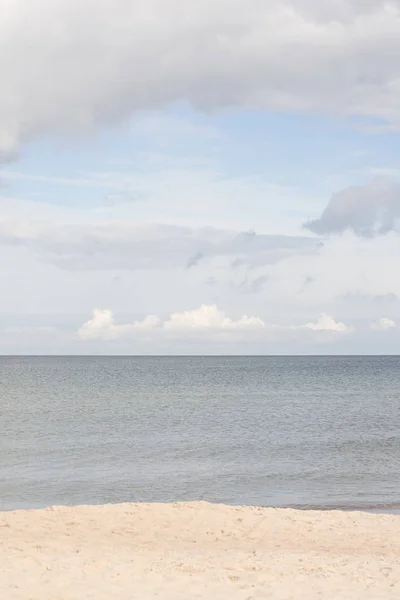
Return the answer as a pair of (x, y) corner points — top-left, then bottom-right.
(3, 1), (400, 158)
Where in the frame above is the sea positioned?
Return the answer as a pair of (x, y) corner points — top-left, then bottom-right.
(1, 355), (399, 512)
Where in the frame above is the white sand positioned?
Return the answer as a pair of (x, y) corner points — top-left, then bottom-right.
(1, 502), (399, 599)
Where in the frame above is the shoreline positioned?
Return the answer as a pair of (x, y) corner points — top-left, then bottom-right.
(2, 500), (400, 515)
(1, 501), (400, 599)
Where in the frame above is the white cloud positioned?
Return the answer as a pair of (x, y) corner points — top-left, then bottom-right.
(370, 317), (397, 330)
(163, 304), (265, 331)
(301, 313), (351, 333)
(77, 305), (355, 344)
(77, 308), (159, 340)
(78, 304), (265, 340)
(3, 0), (400, 157)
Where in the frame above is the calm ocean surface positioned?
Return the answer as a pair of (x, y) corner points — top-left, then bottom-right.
(1, 356), (399, 512)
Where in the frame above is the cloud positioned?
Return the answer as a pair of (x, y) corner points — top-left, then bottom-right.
(301, 313), (350, 333)
(0, 216), (319, 271)
(233, 274), (270, 294)
(186, 251), (204, 269)
(3, 1), (400, 157)
(304, 179), (400, 236)
(370, 317), (397, 330)
(343, 291), (398, 304)
(77, 305), (355, 343)
(298, 275), (315, 294)
(103, 193), (144, 207)
(163, 304), (265, 331)
(0, 170), (133, 191)
(77, 308), (160, 340)
(78, 304), (264, 340)
(373, 293), (398, 303)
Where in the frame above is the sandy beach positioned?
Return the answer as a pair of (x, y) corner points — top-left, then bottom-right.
(1, 501), (399, 599)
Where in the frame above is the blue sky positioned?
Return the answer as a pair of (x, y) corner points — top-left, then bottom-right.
(7, 108), (400, 207)
(1, 0), (400, 353)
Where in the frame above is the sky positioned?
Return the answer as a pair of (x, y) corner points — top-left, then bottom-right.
(1, 0), (400, 354)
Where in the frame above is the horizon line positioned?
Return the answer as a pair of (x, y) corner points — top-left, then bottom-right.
(0, 354), (399, 358)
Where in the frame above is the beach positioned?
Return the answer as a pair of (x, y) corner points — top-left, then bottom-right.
(1, 502), (399, 599)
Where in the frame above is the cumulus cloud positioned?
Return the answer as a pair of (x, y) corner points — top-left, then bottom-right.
(370, 317), (397, 330)
(0, 217), (318, 271)
(77, 305), (355, 343)
(285, 313), (353, 333)
(304, 179), (400, 236)
(301, 313), (350, 333)
(3, 0), (400, 157)
(163, 304), (265, 331)
(78, 304), (264, 340)
(77, 308), (160, 340)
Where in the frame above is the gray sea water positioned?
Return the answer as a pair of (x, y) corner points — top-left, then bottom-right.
(1, 356), (399, 512)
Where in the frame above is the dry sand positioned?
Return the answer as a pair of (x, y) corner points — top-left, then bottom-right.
(1, 502), (399, 599)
